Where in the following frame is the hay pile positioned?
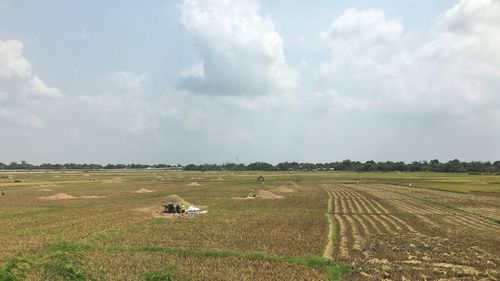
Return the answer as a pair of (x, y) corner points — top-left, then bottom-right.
(39, 193), (77, 200)
(133, 188), (154, 193)
(164, 194), (195, 207)
(255, 190), (284, 199)
(186, 182), (203, 187)
(80, 195), (107, 199)
(135, 194), (199, 218)
(233, 189), (285, 200)
(38, 193), (107, 200)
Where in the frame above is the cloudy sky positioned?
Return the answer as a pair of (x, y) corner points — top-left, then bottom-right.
(1, 0), (499, 165)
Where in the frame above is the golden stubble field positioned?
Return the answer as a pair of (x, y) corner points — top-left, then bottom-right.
(0, 170), (498, 280)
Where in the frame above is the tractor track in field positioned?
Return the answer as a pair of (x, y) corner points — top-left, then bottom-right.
(320, 183), (500, 280)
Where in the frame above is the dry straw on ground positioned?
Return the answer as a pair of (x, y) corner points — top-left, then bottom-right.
(38, 193), (107, 200)
(132, 188), (154, 193)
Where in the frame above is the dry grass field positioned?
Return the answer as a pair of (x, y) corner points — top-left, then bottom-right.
(0, 171), (498, 280)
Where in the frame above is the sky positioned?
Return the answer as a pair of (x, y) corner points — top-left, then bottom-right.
(0, 0), (499, 165)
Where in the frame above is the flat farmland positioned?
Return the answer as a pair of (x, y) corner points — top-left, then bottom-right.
(0, 171), (499, 280)
(319, 179), (500, 280)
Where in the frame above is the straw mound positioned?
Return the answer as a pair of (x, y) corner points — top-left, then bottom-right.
(186, 182), (203, 187)
(164, 194), (195, 207)
(211, 177), (225, 182)
(133, 188), (154, 193)
(287, 181), (301, 188)
(271, 186), (295, 193)
(39, 193), (77, 200)
(40, 184), (60, 188)
(80, 195), (107, 199)
(134, 194), (198, 218)
(38, 193), (107, 200)
(255, 190), (284, 199)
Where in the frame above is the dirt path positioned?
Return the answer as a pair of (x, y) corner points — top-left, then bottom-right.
(319, 186), (335, 259)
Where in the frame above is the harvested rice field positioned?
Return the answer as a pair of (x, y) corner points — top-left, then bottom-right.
(0, 171), (498, 280)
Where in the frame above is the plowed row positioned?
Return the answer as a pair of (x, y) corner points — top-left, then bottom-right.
(321, 183), (500, 280)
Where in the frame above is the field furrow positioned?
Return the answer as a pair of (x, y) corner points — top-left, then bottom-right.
(334, 214), (350, 261)
(344, 215), (363, 251)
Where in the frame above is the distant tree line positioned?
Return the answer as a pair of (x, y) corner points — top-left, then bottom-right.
(184, 159), (500, 173)
(0, 161), (181, 170)
(1, 159), (500, 174)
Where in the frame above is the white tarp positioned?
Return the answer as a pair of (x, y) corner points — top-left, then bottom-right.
(185, 206), (201, 214)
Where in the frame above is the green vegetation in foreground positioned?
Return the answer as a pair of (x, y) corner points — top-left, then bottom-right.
(0, 246), (97, 281)
(0, 242), (348, 281)
(142, 267), (186, 281)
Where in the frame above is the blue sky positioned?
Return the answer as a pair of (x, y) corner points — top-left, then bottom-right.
(0, 0), (499, 164)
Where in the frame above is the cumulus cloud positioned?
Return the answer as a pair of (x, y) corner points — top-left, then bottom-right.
(414, 0), (500, 107)
(0, 40), (32, 79)
(328, 8), (403, 43)
(319, 8), (404, 82)
(318, 0), (500, 121)
(177, 0), (296, 96)
(29, 76), (63, 99)
(0, 39), (64, 129)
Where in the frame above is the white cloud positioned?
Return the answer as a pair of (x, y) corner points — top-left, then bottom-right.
(29, 76), (63, 99)
(318, 0), (500, 120)
(328, 8), (403, 43)
(0, 39), (64, 129)
(178, 0), (296, 96)
(0, 40), (32, 79)
(0, 39), (63, 100)
(109, 71), (146, 93)
(319, 8), (404, 91)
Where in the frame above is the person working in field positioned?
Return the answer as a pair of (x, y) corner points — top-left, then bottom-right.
(180, 204), (186, 215)
(1, 189), (4, 196)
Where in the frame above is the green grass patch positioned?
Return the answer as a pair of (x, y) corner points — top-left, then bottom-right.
(141, 267), (189, 281)
(108, 245), (348, 279)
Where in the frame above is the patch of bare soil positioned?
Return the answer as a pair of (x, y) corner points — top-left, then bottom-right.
(186, 182), (203, 187)
(132, 188), (154, 193)
(39, 193), (77, 200)
(103, 177), (122, 184)
(271, 186), (295, 193)
(255, 190), (284, 199)
(134, 206), (173, 218)
(471, 191), (500, 197)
